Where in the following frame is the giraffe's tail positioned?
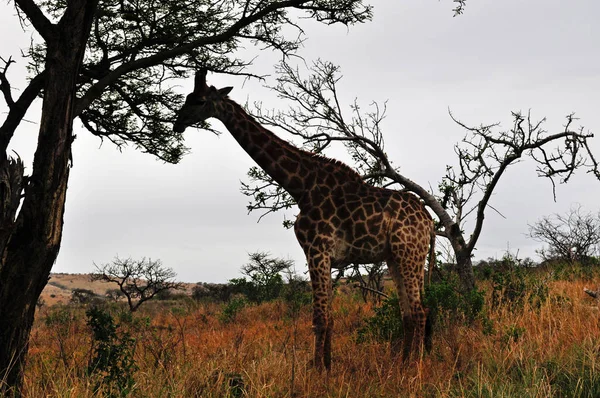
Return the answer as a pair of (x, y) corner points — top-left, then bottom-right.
(427, 226), (436, 286)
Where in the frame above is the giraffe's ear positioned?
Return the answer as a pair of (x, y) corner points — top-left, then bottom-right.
(218, 87), (233, 97)
(193, 69), (209, 93)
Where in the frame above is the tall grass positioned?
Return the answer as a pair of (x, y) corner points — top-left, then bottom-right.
(21, 271), (600, 397)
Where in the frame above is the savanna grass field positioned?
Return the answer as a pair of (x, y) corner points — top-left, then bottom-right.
(22, 261), (600, 397)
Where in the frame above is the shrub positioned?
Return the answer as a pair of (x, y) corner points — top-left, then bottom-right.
(357, 275), (487, 345)
(487, 254), (549, 309)
(86, 306), (137, 396)
(71, 288), (104, 305)
(356, 295), (403, 343)
(280, 275), (312, 318)
(192, 282), (236, 302)
(425, 275), (485, 324)
(219, 296), (248, 324)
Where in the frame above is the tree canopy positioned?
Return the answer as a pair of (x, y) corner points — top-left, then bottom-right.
(2, 0), (372, 162)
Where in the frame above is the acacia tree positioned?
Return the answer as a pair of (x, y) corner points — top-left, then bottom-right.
(92, 257), (183, 312)
(0, 0), (372, 393)
(240, 60), (600, 292)
(233, 251), (294, 302)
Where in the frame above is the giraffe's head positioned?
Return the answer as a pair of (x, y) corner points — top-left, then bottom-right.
(173, 70), (233, 133)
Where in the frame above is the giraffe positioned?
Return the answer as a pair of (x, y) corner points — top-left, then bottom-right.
(174, 70), (435, 370)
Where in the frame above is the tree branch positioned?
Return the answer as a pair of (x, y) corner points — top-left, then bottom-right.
(74, 0), (366, 116)
(13, 0), (55, 42)
(0, 71), (45, 152)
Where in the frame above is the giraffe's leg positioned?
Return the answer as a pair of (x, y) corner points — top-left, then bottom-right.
(386, 259), (414, 359)
(403, 258), (427, 359)
(307, 253), (333, 371)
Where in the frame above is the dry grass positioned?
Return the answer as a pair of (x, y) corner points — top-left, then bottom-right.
(22, 274), (600, 397)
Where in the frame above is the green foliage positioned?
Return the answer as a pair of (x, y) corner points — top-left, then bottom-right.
(542, 354), (600, 397)
(86, 307), (137, 397)
(476, 253), (549, 309)
(357, 275), (488, 344)
(463, 345), (600, 397)
(192, 283), (236, 302)
(551, 261), (600, 281)
(229, 252), (294, 304)
(424, 274), (485, 324)
(219, 296), (248, 324)
(356, 295), (403, 343)
(501, 324), (525, 345)
(487, 255), (549, 309)
(44, 306), (76, 329)
(280, 275), (312, 318)
(28, 0), (371, 163)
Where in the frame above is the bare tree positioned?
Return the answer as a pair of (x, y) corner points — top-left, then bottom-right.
(91, 257), (183, 312)
(241, 60), (600, 291)
(0, 1), (372, 392)
(529, 205), (600, 263)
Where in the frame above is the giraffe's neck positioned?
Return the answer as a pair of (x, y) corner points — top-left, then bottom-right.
(215, 100), (360, 202)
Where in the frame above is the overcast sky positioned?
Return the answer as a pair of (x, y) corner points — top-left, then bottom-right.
(1, 0), (599, 282)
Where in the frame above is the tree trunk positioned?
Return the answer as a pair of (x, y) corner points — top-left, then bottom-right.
(0, 1), (97, 395)
(446, 223), (476, 292)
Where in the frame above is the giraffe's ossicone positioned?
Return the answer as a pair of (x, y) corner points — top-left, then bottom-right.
(174, 70), (435, 370)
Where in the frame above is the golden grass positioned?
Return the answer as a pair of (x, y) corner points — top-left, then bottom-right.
(22, 276), (600, 397)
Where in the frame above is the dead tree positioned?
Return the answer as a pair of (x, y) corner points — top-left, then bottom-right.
(529, 205), (600, 263)
(241, 60), (600, 292)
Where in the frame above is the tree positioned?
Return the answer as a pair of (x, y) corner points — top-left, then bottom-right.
(529, 205), (600, 264)
(91, 257), (183, 312)
(240, 60), (600, 292)
(230, 251), (294, 303)
(0, 0), (371, 392)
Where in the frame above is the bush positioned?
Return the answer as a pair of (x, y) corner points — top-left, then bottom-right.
(219, 296), (248, 324)
(86, 306), (137, 396)
(71, 288), (104, 305)
(192, 282), (237, 302)
(230, 252), (293, 303)
(486, 254), (549, 309)
(280, 275), (312, 318)
(356, 294), (403, 343)
(551, 261), (600, 281)
(424, 275), (485, 324)
(357, 275), (487, 345)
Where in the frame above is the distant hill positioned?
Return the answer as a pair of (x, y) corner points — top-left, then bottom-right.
(41, 273), (196, 306)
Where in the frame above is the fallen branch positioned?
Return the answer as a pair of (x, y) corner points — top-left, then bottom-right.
(353, 283), (389, 299)
(584, 287), (598, 299)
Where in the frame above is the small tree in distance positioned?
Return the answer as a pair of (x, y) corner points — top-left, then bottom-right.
(529, 205), (600, 264)
(230, 252), (294, 303)
(91, 257), (184, 312)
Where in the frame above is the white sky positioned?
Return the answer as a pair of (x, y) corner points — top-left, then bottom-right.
(1, 0), (599, 282)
